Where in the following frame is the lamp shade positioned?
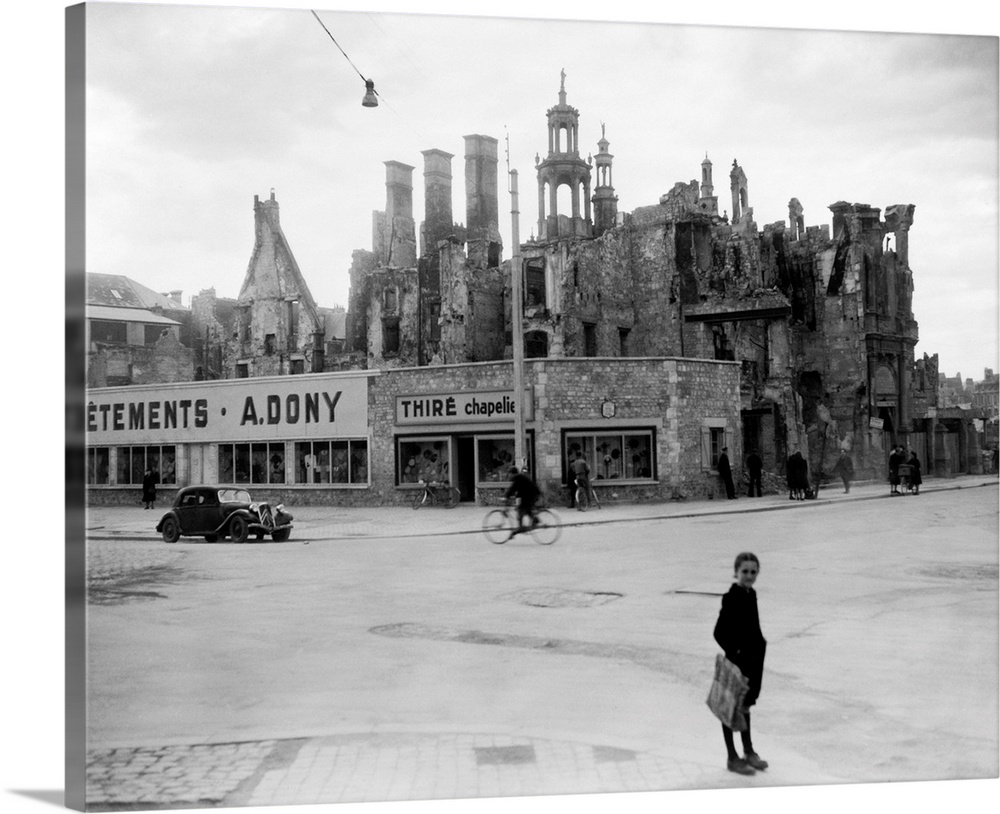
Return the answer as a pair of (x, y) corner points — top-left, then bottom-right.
(362, 79), (378, 108)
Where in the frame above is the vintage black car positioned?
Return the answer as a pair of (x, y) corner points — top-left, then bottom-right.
(156, 486), (293, 543)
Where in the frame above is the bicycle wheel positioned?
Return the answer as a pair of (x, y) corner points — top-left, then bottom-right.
(445, 486), (461, 508)
(574, 485), (589, 511)
(530, 508), (561, 545)
(411, 489), (428, 509)
(483, 509), (511, 544)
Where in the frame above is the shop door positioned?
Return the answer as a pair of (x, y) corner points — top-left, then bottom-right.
(456, 436), (475, 502)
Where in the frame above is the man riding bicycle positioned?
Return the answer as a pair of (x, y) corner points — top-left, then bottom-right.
(504, 466), (541, 540)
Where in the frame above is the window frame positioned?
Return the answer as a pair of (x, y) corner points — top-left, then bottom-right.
(563, 428), (656, 483)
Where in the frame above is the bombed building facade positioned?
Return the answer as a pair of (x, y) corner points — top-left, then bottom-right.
(339, 76), (980, 486)
(85, 75), (982, 506)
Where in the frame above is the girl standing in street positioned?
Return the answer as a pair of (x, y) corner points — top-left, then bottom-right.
(713, 552), (768, 775)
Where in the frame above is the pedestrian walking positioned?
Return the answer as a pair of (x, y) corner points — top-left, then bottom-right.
(713, 552), (768, 775)
(992, 445), (998, 475)
(746, 450), (763, 497)
(718, 447), (736, 500)
(888, 445), (904, 495)
(569, 452), (591, 508)
(786, 450), (807, 500)
(906, 450), (922, 495)
(141, 466), (159, 510)
(831, 449), (854, 493)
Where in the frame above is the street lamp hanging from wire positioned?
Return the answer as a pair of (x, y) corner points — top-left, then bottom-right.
(311, 10), (379, 108)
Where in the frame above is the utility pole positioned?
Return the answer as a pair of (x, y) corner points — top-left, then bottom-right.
(509, 168), (526, 471)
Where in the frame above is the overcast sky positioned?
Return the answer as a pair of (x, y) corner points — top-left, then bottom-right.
(81, 1), (999, 381)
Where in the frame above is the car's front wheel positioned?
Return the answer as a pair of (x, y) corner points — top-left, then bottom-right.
(161, 517), (180, 544)
(229, 516), (249, 544)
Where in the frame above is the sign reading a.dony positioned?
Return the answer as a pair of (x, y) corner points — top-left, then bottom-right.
(86, 376), (369, 444)
(396, 391), (519, 425)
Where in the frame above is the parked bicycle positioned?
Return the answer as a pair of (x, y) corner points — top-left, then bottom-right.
(482, 502), (562, 545)
(573, 475), (601, 512)
(411, 479), (461, 509)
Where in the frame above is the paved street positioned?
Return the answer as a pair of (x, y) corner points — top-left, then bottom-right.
(81, 476), (998, 810)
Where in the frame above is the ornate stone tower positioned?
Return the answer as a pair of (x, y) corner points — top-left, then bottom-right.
(535, 70), (593, 241)
(591, 123), (618, 236)
(698, 153), (719, 216)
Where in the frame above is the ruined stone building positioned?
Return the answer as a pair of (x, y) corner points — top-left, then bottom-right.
(86, 74), (983, 505)
(85, 273), (194, 387)
(338, 75), (982, 482)
(345, 137), (507, 369)
(185, 191), (348, 382)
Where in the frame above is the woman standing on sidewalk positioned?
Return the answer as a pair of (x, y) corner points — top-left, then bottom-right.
(713, 552), (768, 775)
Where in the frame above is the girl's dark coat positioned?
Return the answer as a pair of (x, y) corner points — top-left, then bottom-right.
(713, 584), (767, 706)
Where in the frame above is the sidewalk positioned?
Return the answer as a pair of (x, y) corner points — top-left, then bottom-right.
(85, 473), (997, 543)
(82, 474), (998, 810)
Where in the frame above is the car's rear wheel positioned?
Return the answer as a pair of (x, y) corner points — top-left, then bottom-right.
(271, 528), (290, 542)
(229, 516), (249, 544)
(161, 517), (180, 544)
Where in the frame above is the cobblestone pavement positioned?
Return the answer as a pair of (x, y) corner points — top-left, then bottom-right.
(85, 731), (727, 810)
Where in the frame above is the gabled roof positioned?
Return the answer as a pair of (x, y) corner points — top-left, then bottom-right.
(87, 305), (181, 325)
(86, 273), (189, 312)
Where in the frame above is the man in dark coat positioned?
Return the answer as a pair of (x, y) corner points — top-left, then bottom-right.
(141, 467), (159, 510)
(718, 447), (736, 499)
(746, 451), (763, 497)
(505, 467), (541, 539)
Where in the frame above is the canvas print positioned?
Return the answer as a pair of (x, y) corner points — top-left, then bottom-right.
(66, 2), (999, 812)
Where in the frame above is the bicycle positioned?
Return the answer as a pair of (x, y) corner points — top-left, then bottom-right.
(411, 479), (461, 509)
(482, 502), (562, 545)
(573, 476), (601, 512)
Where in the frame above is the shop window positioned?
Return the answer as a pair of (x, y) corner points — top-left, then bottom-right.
(218, 442), (286, 484)
(87, 447), (110, 485)
(113, 445), (177, 485)
(91, 320), (127, 344)
(294, 439), (368, 485)
(477, 437), (515, 483)
(398, 437), (451, 485)
(564, 431), (654, 481)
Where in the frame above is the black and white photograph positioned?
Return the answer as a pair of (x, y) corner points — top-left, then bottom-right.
(5, 2), (1000, 814)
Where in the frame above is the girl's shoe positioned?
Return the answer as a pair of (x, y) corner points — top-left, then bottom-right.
(744, 751), (768, 770)
(727, 757), (755, 775)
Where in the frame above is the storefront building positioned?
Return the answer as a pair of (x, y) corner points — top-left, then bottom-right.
(86, 357), (741, 507)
